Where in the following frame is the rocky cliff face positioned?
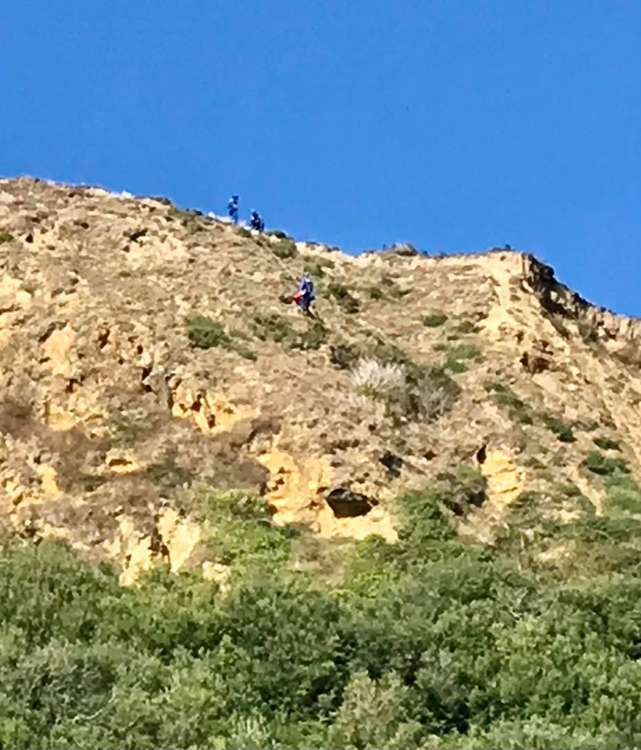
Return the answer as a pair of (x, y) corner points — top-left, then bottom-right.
(1, 177), (640, 582)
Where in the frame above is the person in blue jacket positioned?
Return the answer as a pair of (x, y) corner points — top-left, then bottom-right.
(294, 272), (315, 314)
(250, 210), (265, 232)
(227, 195), (239, 224)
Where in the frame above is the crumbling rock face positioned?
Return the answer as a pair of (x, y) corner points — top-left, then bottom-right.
(2, 177), (641, 579)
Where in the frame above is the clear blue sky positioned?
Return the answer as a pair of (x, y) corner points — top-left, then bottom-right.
(2, 1), (640, 315)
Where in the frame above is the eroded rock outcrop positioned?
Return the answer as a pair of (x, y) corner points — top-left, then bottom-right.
(2, 177), (641, 581)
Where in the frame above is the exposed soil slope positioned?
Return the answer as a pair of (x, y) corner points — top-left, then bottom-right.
(1, 177), (640, 581)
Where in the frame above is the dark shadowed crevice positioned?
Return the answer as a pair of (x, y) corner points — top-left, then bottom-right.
(380, 451), (403, 478)
(326, 488), (374, 518)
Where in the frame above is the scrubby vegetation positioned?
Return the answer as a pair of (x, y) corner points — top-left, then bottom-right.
(304, 256), (335, 278)
(605, 471), (641, 515)
(442, 343), (482, 374)
(423, 312), (448, 327)
(272, 239), (298, 259)
(251, 311), (291, 344)
(329, 335), (411, 372)
(6, 472), (641, 748)
(0, 230), (14, 243)
(167, 205), (205, 231)
(328, 282), (360, 313)
(145, 454), (194, 489)
(583, 449), (629, 476)
(265, 229), (292, 240)
(485, 382), (533, 424)
(351, 358), (460, 422)
(542, 414), (575, 443)
(433, 465), (487, 517)
(593, 436), (621, 451)
(186, 316), (256, 360)
(252, 312), (327, 351)
(187, 316), (231, 349)
(379, 275), (408, 299)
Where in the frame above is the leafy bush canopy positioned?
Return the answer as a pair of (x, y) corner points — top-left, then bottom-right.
(5, 469), (641, 747)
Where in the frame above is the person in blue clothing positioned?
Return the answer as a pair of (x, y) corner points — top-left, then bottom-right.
(227, 195), (239, 224)
(250, 210), (265, 232)
(293, 272), (315, 314)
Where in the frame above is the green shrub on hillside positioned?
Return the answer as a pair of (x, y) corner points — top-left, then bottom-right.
(187, 316), (256, 359)
(542, 414), (576, 443)
(304, 256), (335, 278)
(186, 316), (230, 349)
(252, 312), (327, 351)
(583, 450), (629, 476)
(450, 344), (481, 360)
(423, 313), (448, 327)
(290, 321), (328, 351)
(0, 230), (14, 244)
(485, 382), (533, 424)
(199, 490), (296, 568)
(593, 436), (621, 451)
(445, 357), (468, 374)
(167, 206), (203, 231)
(7, 464), (641, 746)
(604, 471), (641, 515)
(252, 311), (291, 343)
(556, 482), (583, 498)
(435, 465), (488, 517)
(552, 514), (641, 577)
(328, 282), (360, 313)
(442, 343), (482, 374)
(265, 229), (291, 240)
(455, 319), (479, 334)
(370, 339), (412, 366)
(146, 455), (194, 489)
(272, 239), (298, 259)
(380, 275), (408, 299)
(329, 336), (411, 371)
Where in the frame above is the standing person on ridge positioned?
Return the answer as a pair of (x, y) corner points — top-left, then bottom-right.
(227, 195), (239, 224)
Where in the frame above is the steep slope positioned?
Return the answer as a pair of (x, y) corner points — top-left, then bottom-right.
(1, 177), (641, 582)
